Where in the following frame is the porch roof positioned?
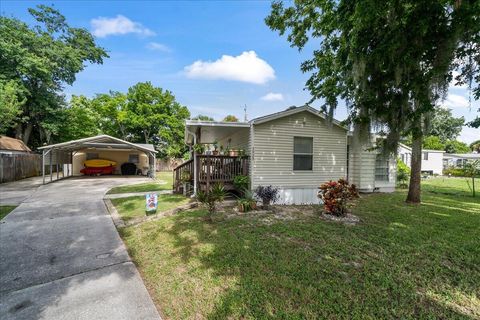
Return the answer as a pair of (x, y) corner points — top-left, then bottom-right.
(185, 120), (250, 144)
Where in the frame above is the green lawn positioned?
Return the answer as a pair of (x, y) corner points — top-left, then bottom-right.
(111, 194), (190, 222)
(107, 171), (173, 194)
(120, 186), (479, 319)
(422, 176), (477, 197)
(0, 206), (17, 220)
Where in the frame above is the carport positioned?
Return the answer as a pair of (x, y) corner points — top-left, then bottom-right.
(38, 135), (157, 184)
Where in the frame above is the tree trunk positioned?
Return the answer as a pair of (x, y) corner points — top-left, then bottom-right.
(406, 130), (422, 203)
(15, 124), (23, 140)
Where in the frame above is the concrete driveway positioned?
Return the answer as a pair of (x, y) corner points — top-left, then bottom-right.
(0, 176), (161, 320)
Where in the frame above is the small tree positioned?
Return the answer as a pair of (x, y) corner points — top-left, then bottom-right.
(396, 158), (411, 188)
(222, 115), (239, 122)
(318, 179), (359, 216)
(196, 183), (226, 221)
(464, 160), (480, 198)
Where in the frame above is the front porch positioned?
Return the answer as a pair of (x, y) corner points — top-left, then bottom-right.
(174, 155), (249, 194)
(173, 120), (251, 195)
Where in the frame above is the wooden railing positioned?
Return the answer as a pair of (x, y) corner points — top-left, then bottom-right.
(173, 155), (249, 193)
(173, 159), (193, 193)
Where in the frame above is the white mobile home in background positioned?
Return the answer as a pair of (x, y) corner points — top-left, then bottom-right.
(398, 143), (445, 175)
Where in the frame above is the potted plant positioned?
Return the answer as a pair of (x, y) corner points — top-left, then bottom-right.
(237, 190), (256, 212)
(219, 145), (224, 155)
(193, 143), (205, 155)
(254, 185), (280, 210)
(212, 140), (219, 156)
(229, 149), (238, 157)
(233, 175), (249, 195)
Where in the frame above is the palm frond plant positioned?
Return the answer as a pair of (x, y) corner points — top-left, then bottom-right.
(196, 183), (226, 221)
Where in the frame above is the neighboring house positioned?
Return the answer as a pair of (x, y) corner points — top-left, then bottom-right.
(398, 143), (445, 175)
(174, 106), (396, 205)
(444, 153), (480, 168)
(0, 136), (40, 183)
(0, 135), (32, 154)
(38, 135), (157, 183)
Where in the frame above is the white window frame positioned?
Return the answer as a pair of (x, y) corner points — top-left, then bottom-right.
(375, 154), (390, 182)
(293, 136), (313, 171)
(423, 152), (429, 161)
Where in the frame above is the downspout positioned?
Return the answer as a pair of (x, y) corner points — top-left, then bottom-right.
(186, 128), (197, 196)
(249, 122), (254, 191)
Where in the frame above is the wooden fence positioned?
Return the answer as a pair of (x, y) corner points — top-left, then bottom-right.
(156, 158), (185, 172)
(0, 153), (41, 183)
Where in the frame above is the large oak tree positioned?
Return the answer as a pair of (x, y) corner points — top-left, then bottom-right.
(266, 0), (479, 203)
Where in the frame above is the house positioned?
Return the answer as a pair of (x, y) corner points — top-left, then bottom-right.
(38, 135), (156, 183)
(398, 143), (445, 175)
(0, 135), (32, 154)
(174, 106), (396, 204)
(443, 153), (480, 168)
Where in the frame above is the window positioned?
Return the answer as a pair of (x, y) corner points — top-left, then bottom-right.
(129, 154), (139, 164)
(423, 152), (429, 160)
(86, 153), (98, 160)
(375, 154), (390, 181)
(293, 137), (313, 170)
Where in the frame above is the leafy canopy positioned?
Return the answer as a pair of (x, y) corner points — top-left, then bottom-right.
(0, 5), (108, 146)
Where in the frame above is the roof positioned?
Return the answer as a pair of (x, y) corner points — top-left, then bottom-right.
(185, 120), (250, 128)
(38, 135), (156, 153)
(0, 136), (31, 152)
(444, 153), (480, 159)
(398, 143), (445, 153)
(250, 105), (347, 130)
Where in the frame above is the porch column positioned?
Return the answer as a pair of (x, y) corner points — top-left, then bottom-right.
(42, 149), (45, 184)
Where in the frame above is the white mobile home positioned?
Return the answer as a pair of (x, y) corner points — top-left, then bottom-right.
(175, 106), (396, 204)
(398, 143), (445, 175)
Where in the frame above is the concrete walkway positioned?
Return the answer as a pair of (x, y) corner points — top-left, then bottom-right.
(0, 176), (161, 320)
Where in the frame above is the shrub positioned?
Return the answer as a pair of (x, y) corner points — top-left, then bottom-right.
(443, 168), (466, 177)
(236, 190), (257, 212)
(233, 175), (249, 193)
(318, 179), (359, 216)
(396, 158), (410, 188)
(254, 185), (279, 209)
(196, 183), (226, 221)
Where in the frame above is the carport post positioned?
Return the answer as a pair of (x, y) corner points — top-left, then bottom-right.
(42, 149), (45, 184)
(56, 163), (59, 180)
(50, 149), (53, 182)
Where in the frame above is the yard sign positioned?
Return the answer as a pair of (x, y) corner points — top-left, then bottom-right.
(145, 193), (158, 211)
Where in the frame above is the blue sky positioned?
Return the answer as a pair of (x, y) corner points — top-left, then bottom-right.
(2, 0), (479, 143)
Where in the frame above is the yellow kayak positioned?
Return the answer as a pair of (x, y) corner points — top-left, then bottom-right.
(84, 159), (116, 167)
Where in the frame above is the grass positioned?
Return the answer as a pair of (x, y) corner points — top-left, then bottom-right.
(0, 206), (17, 220)
(120, 184), (480, 319)
(422, 176), (477, 197)
(107, 171), (173, 194)
(111, 194), (190, 222)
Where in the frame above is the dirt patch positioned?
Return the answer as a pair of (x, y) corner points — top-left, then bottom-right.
(320, 212), (360, 225)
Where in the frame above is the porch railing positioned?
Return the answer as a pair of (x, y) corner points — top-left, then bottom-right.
(173, 155), (249, 193)
(173, 159), (194, 193)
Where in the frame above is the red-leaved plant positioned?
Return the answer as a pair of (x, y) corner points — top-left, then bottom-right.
(318, 179), (359, 216)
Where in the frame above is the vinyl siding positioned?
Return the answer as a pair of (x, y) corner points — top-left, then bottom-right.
(251, 111), (347, 189)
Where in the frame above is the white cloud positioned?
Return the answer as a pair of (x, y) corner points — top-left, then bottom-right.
(91, 15), (155, 38)
(146, 42), (171, 52)
(459, 126), (480, 144)
(444, 94), (469, 109)
(184, 51), (275, 84)
(261, 92), (284, 101)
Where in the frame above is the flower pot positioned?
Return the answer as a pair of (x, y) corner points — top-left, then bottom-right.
(212, 150), (219, 156)
(229, 150), (238, 157)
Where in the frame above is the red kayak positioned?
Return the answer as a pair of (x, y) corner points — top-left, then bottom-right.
(80, 166), (115, 175)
